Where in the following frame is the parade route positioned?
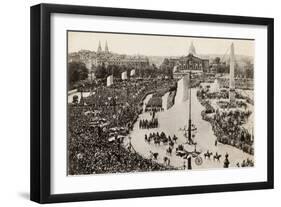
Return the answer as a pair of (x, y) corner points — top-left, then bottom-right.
(128, 88), (254, 170)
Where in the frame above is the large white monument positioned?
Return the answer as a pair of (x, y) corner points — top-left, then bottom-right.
(174, 75), (189, 104)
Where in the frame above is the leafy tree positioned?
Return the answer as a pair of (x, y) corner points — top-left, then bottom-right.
(162, 58), (170, 65)
(112, 65), (121, 77)
(95, 63), (107, 79)
(68, 62), (89, 87)
(217, 63), (229, 74)
(245, 64), (254, 78)
(243, 59), (254, 78)
(214, 57), (221, 64)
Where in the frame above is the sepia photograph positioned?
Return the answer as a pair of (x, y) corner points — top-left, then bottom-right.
(67, 31), (255, 175)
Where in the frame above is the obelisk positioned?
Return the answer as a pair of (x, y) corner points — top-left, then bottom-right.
(229, 43), (235, 103)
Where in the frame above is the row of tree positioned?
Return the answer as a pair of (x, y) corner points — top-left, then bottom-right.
(68, 56), (254, 90)
(68, 62), (89, 89)
(94, 63), (129, 79)
(94, 62), (164, 79)
(213, 57), (254, 78)
(68, 61), (170, 89)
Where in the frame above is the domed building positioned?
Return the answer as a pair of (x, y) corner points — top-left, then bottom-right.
(163, 42), (210, 79)
(188, 41), (196, 55)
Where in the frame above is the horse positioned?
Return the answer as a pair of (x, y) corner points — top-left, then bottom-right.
(144, 134), (148, 142)
(204, 151), (213, 159)
(213, 153), (222, 162)
(150, 151), (159, 160)
(162, 138), (168, 145)
(163, 156), (170, 166)
(176, 144), (184, 151)
(169, 141), (174, 148)
(176, 150), (188, 158)
(166, 146), (172, 156)
(172, 135), (178, 143)
(154, 139), (160, 145)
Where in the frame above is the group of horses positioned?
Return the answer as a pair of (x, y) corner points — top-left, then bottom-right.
(149, 144), (224, 168)
(149, 151), (171, 166)
(145, 132), (180, 167)
(144, 129), (225, 167)
(144, 132), (178, 147)
(204, 150), (223, 161)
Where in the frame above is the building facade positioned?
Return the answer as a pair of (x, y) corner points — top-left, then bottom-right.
(161, 42), (210, 79)
(68, 40), (150, 71)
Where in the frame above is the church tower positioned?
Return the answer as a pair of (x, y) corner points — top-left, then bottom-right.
(97, 40), (102, 53)
(105, 41), (109, 53)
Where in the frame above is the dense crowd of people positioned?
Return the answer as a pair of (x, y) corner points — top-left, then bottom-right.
(202, 109), (254, 155)
(237, 158), (254, 167)
(197, 86), (254, 156)
(68, 108), (172, 174)
(216, 77), (254, 90)
(68, 78), (176, 175)
(197, 86), (229, 99)
(68, 73), (256, 173)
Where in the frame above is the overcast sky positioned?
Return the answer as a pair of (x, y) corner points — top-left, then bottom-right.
(68, 31), (254, 57)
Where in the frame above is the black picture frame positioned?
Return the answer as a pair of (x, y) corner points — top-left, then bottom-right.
(30, 3), (274, 204)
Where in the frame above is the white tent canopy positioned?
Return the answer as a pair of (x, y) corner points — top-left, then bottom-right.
(130, 69), (136, 76)
(107, 75), (113, 87)
(121, 71), (128, 80)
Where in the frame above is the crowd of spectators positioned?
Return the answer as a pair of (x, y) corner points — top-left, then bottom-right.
(201, 109), (254, 155)
(197, 87), (254, 155)
(237, 158), (254, 167)
(217, 77), (254, 90)
(68, 78), (176, 175)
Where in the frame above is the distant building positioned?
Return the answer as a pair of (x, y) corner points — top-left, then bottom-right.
(68, 52), (80, 63)
(161, 42), (210, 79)
(68, 40), (150, 72)
(97, 41), (102, 54)
(108, 55), (149, 69)
(104, 41), (109, 53)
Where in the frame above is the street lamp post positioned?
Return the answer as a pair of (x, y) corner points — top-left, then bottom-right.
(80, 85), (84, 105)
(187, 70), (192, 144)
